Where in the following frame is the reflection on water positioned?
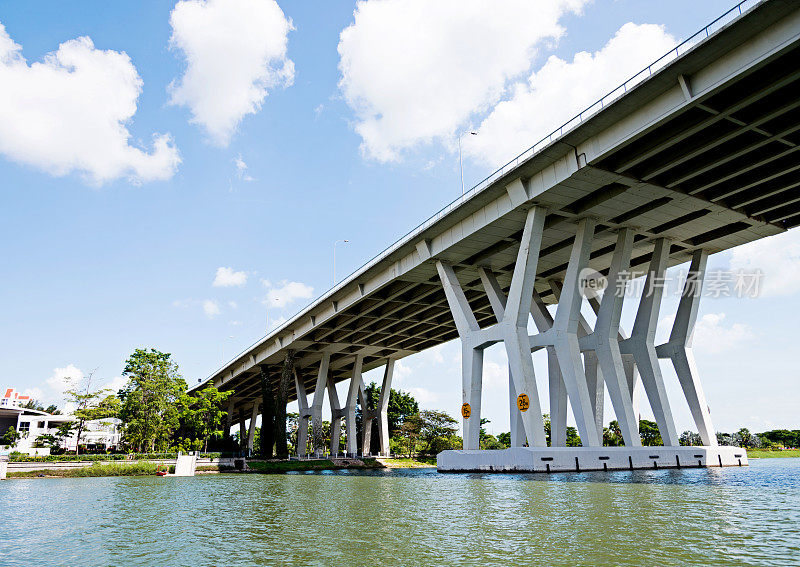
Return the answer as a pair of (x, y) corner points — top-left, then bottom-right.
(0, 459), (797, 567)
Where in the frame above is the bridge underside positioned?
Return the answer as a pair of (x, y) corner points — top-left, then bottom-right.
(207, 1), (800, 460)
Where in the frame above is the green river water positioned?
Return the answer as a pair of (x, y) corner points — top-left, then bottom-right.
(1, 458), (798, 566)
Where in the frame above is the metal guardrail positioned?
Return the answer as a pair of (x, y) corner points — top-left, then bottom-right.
(200, 0), (763, 386)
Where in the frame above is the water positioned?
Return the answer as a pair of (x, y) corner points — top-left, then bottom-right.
(0, 459), (798, 567)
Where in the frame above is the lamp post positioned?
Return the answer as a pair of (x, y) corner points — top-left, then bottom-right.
(222, 335), (235, 363)
(459, 131), (478, 196)
(265, 297), (279, 334)
(333, 239), (349, 286)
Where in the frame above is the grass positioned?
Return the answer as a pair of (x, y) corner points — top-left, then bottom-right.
(377, 456), (437, 468)
(7, 462), (174, 478)
(746, 448), (800, 459)
(245, 458), (384, 473)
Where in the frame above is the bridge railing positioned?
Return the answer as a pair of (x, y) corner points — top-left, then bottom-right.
(200, 0), (763, 386)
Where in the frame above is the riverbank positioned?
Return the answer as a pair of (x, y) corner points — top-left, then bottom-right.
(377, 456), (436, 468)
(746, 448), (800, 458)
(7, 462), (172, 478)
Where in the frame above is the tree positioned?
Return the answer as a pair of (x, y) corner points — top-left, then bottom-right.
(183, 385), (234, 452)
(603, 420), (624, 446)
(21, 399), (45, 412)
(680, 430), (702, 446)
(1, 427), (21, 448)
(417, 410), (459, 455)
(55, 421), (77, 450)
(64, 371), (116, 454)
(33, 434), (57, 449)
(118, 349), (187, 452)
(45, 404), (61, 415)
(566, 427), (582, 447)
(400, 413), (423, 457)
(639, 419), (663, 446)
(363, 383), (419, 453)
(497, 432), (511, 447)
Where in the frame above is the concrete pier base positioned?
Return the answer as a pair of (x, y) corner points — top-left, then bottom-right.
(437, 446), (747, 473)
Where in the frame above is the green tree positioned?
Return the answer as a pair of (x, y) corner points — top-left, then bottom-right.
(118, 349), (187, 452)
(54, 421), (77, 451)
(401, 413), (423, 457)
(497, 432), (511, 447)
(418, 410), (459, 455)
(363, 383), (420, 454)
(64, 372), (117, 454)
(45, 404), (61, 415)
(183, 385), (234, 452)
(1, 427), (21, 448)
(566, 426), (582, 447)
(603, 420), (624, 446)
(639, 419), (663, 446)
(33, 433), (58, 449)
(21, 399), (45, 412)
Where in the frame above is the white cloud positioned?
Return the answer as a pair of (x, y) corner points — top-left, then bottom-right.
(338, 0), (588, 162)
(264, 279), (313, 307)
(729, 229), (800, 297)
(269, 315), (287, 329)
(168, 0), (295, 146)
(203, 299), (221, 318)
(234, 154), (254, 181)
(468, 23), (677, 166)
(102, 375), (128, 395)
(0, 24), (179, 185)
(408, 387), (439, 405)
(213, 266), (248, 287)
(46, 364), (84, 400)
(693, 313), (754, 354)
(228, 301), (238, 309)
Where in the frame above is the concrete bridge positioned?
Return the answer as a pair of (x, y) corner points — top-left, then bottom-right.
(193, 0), (800, 470)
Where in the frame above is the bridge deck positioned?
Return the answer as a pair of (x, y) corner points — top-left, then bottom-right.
(196, 0), (800, 416)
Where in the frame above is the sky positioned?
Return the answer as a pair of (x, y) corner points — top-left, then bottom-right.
(2, 0), (798, 437)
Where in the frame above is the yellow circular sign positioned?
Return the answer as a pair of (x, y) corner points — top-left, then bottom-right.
(461, 403), (471, 419)
(517, 393), (530, 412)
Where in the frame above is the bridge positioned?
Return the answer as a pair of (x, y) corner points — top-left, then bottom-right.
(193, 0), (800, 471)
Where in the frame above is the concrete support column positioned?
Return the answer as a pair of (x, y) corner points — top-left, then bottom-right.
(550, 218), (602, 447)
(377, 359), (395, 456)
(327, 373), (344, 456)
(621, 238), (680, 446)
(225, 399), (234, 439)
(295, 369), (311, 457)
(345, 354), (364, 456)
(657, 249), (717, 446)
(582, 228), (640, 446)
(238, 408), (246, 451)
(436, 260), (485, 450)
(275, 350), (295, 459)
(311, 353), (331, 456)
(259, 366), (275, 458)
(247, 403), (259, 453)
(531, 289), (566, 447)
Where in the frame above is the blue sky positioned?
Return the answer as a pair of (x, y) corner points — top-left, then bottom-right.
(2, 0), (797, 436)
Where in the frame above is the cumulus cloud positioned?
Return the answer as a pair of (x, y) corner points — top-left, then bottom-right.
(338, 0), (588, 162)
(203, 299), (221, 318)
(0, 23), (179, 185)
(729, 228), (800, 297)
(468, 23), (677, 166)
(46, 364), (84, 398)
(213, 266), (248, 287)
(168, 0), (295, 146)
(263, 279), (313, 307)
(693, 313), (754, 354)
(234, 154), (254, 181)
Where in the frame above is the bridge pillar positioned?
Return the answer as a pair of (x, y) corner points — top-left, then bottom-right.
(247, 403), (258, 452)
(344, 354), (364, 456)
(377, 359), (395, 456)
(531, 288), (566, 447)
(310, 353), (331, 456)
(657, 249), (717, 446)
(295, 368), (311, 457)
(259, 366), (275, 458)
(580, 228), (641, 446)
(238, 408), (246, 452)
(327, 372), (344, 456)
(275, 350), (294, 459)
(621, 238), (680, 446)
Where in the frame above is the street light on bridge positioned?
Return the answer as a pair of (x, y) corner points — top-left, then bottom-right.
(459, 131), (478, 196)
(333, 239), (349, 286)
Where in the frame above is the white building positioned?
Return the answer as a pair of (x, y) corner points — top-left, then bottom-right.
(0, 388), (121, 454)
